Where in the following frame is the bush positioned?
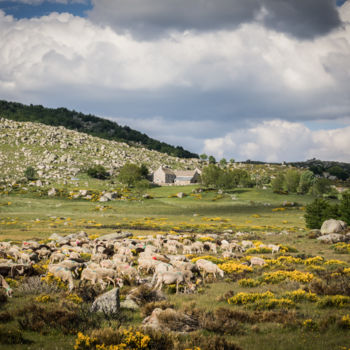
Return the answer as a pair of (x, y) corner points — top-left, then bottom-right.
(0, 326), (27, 345)
(17, 302), (103, 334)
(24, 166), (37, 181)
(118, 163), (146, 187)
(87, 165), (109, 179)
(199, 308), (244, 335)
(304, 198), (335, 229)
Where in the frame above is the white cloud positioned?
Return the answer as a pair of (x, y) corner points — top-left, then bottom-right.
(0, 4), (349, 161)
(203, 120), (350, 162)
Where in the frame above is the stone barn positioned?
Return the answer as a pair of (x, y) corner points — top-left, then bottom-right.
(153, 166), (176, 184)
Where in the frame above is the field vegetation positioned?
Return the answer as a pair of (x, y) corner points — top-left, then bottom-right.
(1, 177), (349, 349)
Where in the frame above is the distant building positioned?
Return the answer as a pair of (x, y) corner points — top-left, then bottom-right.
(153, 166), (176, 184)
(152, 166), (201, 185)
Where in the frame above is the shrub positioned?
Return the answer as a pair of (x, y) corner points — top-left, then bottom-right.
(17, 276), (61, 296)
(199, 308), (244, 335)
(302, 319), (319, 332)
(17, 302), (103, 334)
(87, 165), (109, 179)
(338, 314), (350, 329)
(316, 295), (350, 308)
(0, 326), (27, 345)
(238, 278), (261, 288)
(308, 271), (350, 296)
(304, 198), (334, 229)
(24, 166), (37, 181)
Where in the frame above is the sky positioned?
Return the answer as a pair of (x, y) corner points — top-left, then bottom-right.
(0, 0), (350, 162)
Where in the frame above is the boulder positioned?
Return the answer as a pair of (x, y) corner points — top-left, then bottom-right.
(142, 308), (198, 332)
(320, 219), (347, 235)
(91, 287), (120, 314)
(49, 233), (63, 241)
(317, 234), (346, 244)
(97, 232), (132, 241)
(120, 299), (139, 310)
(176, 192), (185, 198)
(47, 188), (56, 196)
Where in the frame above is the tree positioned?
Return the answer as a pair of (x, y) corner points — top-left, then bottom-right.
(24, 166), (37, 181)
(200, 154), (208, 161)
(304, 198), (333, 229)
(208, 155), (216, 164)
(117, 163), (143, 187)
(219, 158), (227, 167)
(201, 164), (222, 188)
(229, 158), (235, 164)
(284, 169), (300, 193)
(140, 164), (149, 178)
(87, 165), (109, 180)
(339, 192), (350, 225)
(298, 170), (314, 194)
(312, 178), (331, 196)
(271, 173), (285, 193)
(328, 166), (348, 181)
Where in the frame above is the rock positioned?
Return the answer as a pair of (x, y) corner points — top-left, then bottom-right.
(176, 192), (185, 198)
(317, 233), (346, 244)
(120, 299), (139, 310)
(47, 188), (56, 196)
(49, 233), (63, 241)
(96, 232), (132, 241)
(91, 287), (120, 314)
(142, 308), (198, 332)
(99, 195), (110, 202)
(320, 219), (347, 235)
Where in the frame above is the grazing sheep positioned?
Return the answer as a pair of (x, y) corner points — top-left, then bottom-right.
(250, 257), (266, 267)
(48, 265), (74, 291)
(153, 270), (193, 294)
(195, 259), (224, 282)
(0, 274), (12, 297)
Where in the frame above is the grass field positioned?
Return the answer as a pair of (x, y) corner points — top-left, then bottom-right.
(0, 181), (349, 350)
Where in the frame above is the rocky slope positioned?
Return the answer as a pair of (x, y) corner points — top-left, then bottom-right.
(0, 118), (200, 184)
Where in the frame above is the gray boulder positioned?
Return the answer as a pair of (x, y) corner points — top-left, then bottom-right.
(97, 232), (133, 241)
(320, 219), (347, 235)
(120, 299), (139, 310)
(47, 188), (56, 196)
(91, 287), (120, 314)
(317, 233), (346, 244)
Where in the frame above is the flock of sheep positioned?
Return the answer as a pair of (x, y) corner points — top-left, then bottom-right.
(0, 231), (276, 297)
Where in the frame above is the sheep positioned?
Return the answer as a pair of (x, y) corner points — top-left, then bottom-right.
(153, 270), (193, 293)
(48, 265), (74, 291)
(0, 274), (13, 297)
(50, 251), (66, 264)
(268, 244), (280, 254)
(250, 257), (266, 267)
(195, 259), (224, 282)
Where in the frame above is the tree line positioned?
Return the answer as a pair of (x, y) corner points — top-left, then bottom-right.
(0, 100), (198, 159)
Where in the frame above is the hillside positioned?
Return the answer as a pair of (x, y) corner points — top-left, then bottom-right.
(0, 100), (198, 159)
(0, 118), (199, 183)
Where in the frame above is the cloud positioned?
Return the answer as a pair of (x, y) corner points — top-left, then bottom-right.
(88, 0), (342, 40)
(0, 4), (349, 161)
(203, 120), (350, 162)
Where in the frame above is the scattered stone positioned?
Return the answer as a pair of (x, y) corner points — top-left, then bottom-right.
(47, 188), (56, 196)
(317, 233), (346, 244)
(120, 299), (139, 310)
(91, 287), (120, 314)
(320, 219), (347, 235)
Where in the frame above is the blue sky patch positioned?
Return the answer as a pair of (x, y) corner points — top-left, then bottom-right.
(0, 1), (92, 19)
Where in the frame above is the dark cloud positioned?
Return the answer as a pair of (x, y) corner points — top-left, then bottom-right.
(88, 0), (342, 39)
(261, 0), (342, 39)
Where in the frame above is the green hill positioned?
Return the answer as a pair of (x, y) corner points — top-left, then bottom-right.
(0, 100), (198, 159)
